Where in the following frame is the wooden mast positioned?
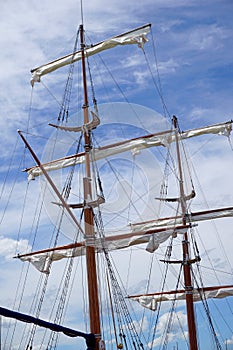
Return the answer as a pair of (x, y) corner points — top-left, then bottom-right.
(80, 24), (101, 347)
(173, 116), (198, 350)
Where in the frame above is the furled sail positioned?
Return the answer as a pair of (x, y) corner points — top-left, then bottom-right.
(130, 206), (233, 232)
(31, 24), (151, 85)
(18, 205), (233, 273)
(25, 120), (232, 180)
(129, 285), (233, 311)
(18, 225), (189, 273)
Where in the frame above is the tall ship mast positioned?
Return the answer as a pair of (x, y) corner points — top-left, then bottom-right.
(0, 9), (233, 350)
(79, 23), (101, 345)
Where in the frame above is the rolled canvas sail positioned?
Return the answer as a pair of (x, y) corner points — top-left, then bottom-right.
(31, 24), (151, 84)
(18, 204), (233, 272)
(26, 120), (232, 180)
(130, 286), (233, 311)
(19, 226), (188, 273)
(130, 206), (233, 232)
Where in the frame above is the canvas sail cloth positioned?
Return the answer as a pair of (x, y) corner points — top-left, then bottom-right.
(129, 286), (233, 311)
(18, 206), (233, 273)
(18, 226), (188, 273)
(26, 121), (232, 180)
(31, 24), (151, 85)
(130, 206), (233, 232)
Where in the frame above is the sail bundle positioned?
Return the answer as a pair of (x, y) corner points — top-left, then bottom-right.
(25, 120), (232, 180)
(130, 206), (233, 232)
(18, 225), (189, 273)
(31, 24), (151, 85)
(17, 205), (233, 273)
(129, 286), (233, 311)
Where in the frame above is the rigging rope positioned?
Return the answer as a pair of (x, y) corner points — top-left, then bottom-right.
(93, 205), (145, 349)
(24, 25), (84, 347)
(150, 236), (176, 348)
(58, 28), (80, 123)
(191, 267), (223, 350)
(189, 225), (225, 347)
(149, 28), (170, 122)
(45, 137), (83, 349)
(184, 224), (225, 349)
(5, 149), (51, 348)
(24, 132), (83, 349)
(103, 250), (144, 350)
(0, 137), (20, 227)
(91, 134), (149, 226)
(93, 50), (158, 133)
(160, 265), (183, 350)
(4, 84), (58, 349)
(86, 54), (98, 112)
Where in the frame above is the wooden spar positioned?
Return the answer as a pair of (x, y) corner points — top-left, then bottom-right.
(30, 23), (151, 80)
(131, 205), (233, 227)
(173, 116), (198, 350)
(15, 204), (233, 262)
(24, 151), (85, 173)
(23, 129), (172, 174)
(128, 284), (233, 299)
(16, 223), (190, 259)
(17, 131), (84, 236)
(80, 24), (101, 347)
(24, 119), (233, 179)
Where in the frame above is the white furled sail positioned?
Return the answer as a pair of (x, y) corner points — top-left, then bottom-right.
(25, 120), (232, 180)
(130, 206), (233, 232)
(18, 225), (189, 273)
(129, 286), (233, 311)
(17, 205), (233, 273)
(31, 24), (151, 85)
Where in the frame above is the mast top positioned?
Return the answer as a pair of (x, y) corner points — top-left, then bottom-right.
(80, 0), (84, 26)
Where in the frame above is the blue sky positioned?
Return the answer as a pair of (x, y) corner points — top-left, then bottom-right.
(0, 0), (233, 349)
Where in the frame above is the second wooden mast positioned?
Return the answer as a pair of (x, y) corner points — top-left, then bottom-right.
(173, 116), (198, 350)
(80, 24), (101, 347)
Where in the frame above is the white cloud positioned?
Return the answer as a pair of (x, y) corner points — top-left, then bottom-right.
(0, 236), (30, 259)
(226, 335), (233, 345)
(188, 24), (229, 51)
(157, 58), (180, 75)
(148, 311), (188, 347)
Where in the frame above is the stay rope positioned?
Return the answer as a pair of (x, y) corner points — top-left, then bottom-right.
(93, 206), (145, 350)
(191, 266), (223, 350)
(58, 28), (80, 124)
(148, 28), (170, 122)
